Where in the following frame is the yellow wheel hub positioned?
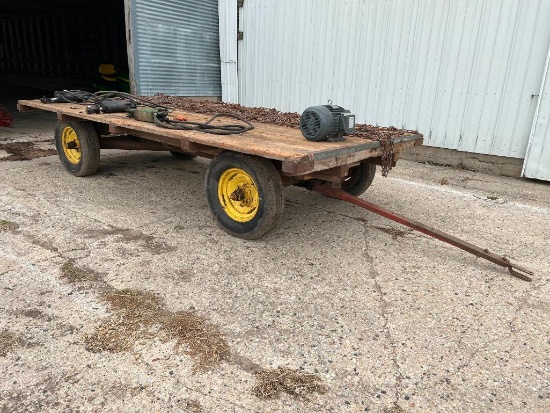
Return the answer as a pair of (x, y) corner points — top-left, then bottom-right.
(61, 126), (81, 165)
(218, 168), (259, 222)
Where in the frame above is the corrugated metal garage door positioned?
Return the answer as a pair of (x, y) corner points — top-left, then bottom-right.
(129, 0), (221, 96)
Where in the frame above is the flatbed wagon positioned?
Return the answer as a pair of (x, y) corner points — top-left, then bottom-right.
(17, 99), (423, 239)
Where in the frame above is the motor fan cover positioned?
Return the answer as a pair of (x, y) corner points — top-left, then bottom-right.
(300, 105), (355, 142)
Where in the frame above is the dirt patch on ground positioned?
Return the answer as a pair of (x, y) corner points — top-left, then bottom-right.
(142, 94), (418, 141)
(14, 308), (53, 322)
(61, 260), (104, 284)
(24, 234), (59, 252)
(229, 353), (263, 373)
(84, 289), (230, 371)
(0, 141), (56, 161)
(184, 399), (202, 413)
(0, 329), (32, 357)
(59, 261), (229, 370)
(61, 260), (326, 398)
(252, 367), (327, 400)
(0, 372), (80, 413)
(0, 219), (18, 232)
(84, 228), (176, 255)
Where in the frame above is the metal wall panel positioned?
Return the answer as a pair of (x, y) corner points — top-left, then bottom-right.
(523, 45), (550, 180)
(218, 0), (238, 102)
(131, 0), (221, 96)
(236, 0), (550, 158)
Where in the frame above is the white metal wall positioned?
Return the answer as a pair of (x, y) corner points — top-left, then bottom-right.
(235, 0), (550, 159)
(219, 0), (238, 102)
(523, 44), (550, 180)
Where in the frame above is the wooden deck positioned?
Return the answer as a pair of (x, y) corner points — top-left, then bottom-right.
(17, 99), (423, 176)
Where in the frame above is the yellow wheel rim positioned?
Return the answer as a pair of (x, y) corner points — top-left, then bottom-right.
(61, 126), (81, 164)
(217, 168), (259, 222)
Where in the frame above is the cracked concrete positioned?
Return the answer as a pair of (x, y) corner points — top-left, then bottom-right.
(361, 222), (404, 406)
(0, 103), (549, 412)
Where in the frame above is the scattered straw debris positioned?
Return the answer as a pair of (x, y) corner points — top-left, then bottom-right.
(85, 288), (230, 371)
(84, 289), (164, 353)
(104, 288), (164, 318)
(372, 225), (412, 240)
(0, 329), (29, 357)
(440, 177), (449, 185)
(165, 311), (230, 370)
(184, 399), (202, 413)
(0, 141), (56, 161)
(84, 319), (138, 353)
(0, 219), (18, 232)
(60, 260), (104, 284)
(252, 367), (327, 400)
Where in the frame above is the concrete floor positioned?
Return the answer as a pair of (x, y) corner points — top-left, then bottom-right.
(0, 104), (549, 413)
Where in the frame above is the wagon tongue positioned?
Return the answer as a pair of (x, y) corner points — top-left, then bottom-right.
(313, 184), (534, 282)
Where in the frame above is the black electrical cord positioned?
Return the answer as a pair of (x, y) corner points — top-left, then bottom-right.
(91, 91), (168, 112)
(153, 112), (254, 135)
(41, 90), (167, 111)
(41, 90), (254, 135)
(84, 91), (169, 115)
(40, 90), (94, 104)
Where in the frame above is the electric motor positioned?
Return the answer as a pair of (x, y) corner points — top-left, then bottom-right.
(300, 104), (356, 142)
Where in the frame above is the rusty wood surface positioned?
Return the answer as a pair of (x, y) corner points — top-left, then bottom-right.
(18, 100), (423, 176)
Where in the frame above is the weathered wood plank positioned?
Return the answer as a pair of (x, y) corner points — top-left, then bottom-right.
(17, 103), (38, 112)
(17, 99), (423, 176)
(108, 125), (182, 147)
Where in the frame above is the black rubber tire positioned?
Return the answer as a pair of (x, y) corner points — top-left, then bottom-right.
(54, 121), (100, 177)
(341, 162), (376, 196)
(170, 151), (196, 160)
(205, 151), (284, 240)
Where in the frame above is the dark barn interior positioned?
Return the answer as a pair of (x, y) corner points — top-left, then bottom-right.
(0, 0), (127, 96)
